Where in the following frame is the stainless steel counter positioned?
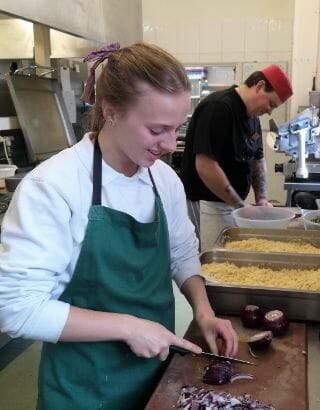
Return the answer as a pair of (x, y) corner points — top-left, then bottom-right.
(200, 210), (320, 410)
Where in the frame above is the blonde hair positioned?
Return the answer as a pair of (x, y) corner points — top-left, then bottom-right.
(89, 42), (190, 132)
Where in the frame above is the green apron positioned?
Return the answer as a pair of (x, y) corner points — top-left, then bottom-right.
(37, 140), (175, 410)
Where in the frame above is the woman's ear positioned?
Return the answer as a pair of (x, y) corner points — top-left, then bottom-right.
(101, 100), (116, 122)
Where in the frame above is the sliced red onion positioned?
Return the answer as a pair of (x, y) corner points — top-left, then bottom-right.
(262, 309), (289, 336)
(247, 330), (273, 350)
(230, 372), (255, 383)
(176, 385), (275, 409)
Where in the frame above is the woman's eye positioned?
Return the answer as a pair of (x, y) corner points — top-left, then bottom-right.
(150, 129), (163, 135)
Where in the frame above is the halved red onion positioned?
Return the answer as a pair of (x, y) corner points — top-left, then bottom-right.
(262, 309), (289, 336)
(240, 304), (263, 328)
(202, 361), (233, 385)
(247, 330), (273, 350)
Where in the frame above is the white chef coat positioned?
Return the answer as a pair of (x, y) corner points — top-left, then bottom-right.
(0, 134), (201, 343)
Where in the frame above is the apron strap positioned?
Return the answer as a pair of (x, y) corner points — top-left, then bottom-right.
(92, 139), (102, 205)
(92, 139), (159, 204)
(147, 168), (159, 197)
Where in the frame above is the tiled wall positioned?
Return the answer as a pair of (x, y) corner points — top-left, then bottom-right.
(143, 0), (294, 65)
(144, 18), (293, 64)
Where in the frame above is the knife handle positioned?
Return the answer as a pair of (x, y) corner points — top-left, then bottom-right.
(169, 345), (192, 355)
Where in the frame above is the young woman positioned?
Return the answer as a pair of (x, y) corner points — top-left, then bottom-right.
(0, 42), (238, 409)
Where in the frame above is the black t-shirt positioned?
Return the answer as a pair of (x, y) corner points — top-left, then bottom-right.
(180, 86), (263, 201)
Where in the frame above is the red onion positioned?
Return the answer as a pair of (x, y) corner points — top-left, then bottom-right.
(177, 385), (275, 409)
(247, 330), (273, 350)
(240, 304), (264, 328)
(202, 361), (233, 385)
(262, 309), (289, 336)
(230, 372), (255, 383)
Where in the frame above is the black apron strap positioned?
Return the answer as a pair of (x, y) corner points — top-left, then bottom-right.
(148, 168), (159, 197)
(92, 139), (102, 205)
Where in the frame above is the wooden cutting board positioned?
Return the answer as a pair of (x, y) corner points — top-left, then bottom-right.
(146, 316), (307, 409)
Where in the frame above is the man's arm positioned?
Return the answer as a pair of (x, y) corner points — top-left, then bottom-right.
(252, 158), (272, 206)
(195, 153), (245, 208)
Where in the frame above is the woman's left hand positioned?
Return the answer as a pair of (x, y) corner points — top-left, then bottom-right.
(196, 314), (238, 357)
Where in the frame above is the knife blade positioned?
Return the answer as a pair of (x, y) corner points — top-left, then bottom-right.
(169, 345), (256, 366)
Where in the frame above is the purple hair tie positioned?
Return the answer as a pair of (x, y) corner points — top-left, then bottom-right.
(80, 42), (120, 105)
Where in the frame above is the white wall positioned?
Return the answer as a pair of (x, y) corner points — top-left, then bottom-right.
(291, 0), (320, 116)
(143, 0), (294, 64)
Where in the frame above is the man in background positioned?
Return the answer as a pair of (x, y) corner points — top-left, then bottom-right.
(180, 64), (293, 249)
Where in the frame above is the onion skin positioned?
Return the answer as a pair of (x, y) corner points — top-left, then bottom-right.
(202, 361), (233, 385)
(240, 304), (263, 328)
(262, 309), (289, 336)
(247, 330), (273, 350)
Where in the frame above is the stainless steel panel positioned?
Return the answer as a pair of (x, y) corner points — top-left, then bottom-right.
(5, 74), (76, 163)
(202, 249), (320, 321)
(215, 227), (320, 252)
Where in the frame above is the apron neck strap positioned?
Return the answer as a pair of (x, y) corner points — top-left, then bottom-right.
(92, 139), (159, 205)
(92, 139), (102, 205)
(147, 168), (159, 197)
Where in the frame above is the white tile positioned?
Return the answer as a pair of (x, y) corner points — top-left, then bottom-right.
(221, 51), (245, 62)
(176, 53), (200, 64)
(222, 21), (245, 53)
(143, 23), (156, 43)
(268, 19), (293, 52)
(177, 23), (199, 54)
(154, 24), (177, 55)
(199, 53), (222, 63)
(245, 51), (268, 61)
(199, 22), (222, 54)
(245, 19), (268, 52)
(268, 51), (292, 61)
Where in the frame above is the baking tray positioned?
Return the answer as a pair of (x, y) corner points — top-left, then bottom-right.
(214, 227), (320, 254)
(201, 249), (320, 322)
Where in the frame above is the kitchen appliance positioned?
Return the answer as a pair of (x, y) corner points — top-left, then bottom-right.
(5, 72), (76, 164)
(272, 106), (320, 207)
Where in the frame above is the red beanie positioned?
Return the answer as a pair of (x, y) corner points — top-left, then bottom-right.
(262, 64), (293, 102)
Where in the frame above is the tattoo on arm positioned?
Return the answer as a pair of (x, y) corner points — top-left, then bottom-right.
(225, 184), (245, 208)
(252, 158), (268, 200)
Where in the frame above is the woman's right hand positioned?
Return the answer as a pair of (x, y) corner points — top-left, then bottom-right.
(123, 316), (202, 361)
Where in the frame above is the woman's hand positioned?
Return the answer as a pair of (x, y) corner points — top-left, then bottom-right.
(124, 316), (202, 361)
(195, 314), (238, 357)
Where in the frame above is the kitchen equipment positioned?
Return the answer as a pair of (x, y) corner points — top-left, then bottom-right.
(169, 345), (256, 366)
(4, 171), (28, 192)
(202, 249), (320, 321)
(272, 106), (320, 207)
(0, 164), (17, 188)
(5, 73), (76, 164)
(0, 164), (17, 178)
(215, 226), (320, 254)
(232, 206), (295, 228)
(302, 209), (320, 230)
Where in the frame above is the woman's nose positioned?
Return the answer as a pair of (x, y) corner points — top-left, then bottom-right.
(160, 132), (177, 152)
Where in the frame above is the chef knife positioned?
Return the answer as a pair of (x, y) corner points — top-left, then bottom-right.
(169, 345), (256, 366)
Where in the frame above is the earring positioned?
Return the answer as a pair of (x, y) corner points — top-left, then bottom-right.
(105, 117), (114, 127)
